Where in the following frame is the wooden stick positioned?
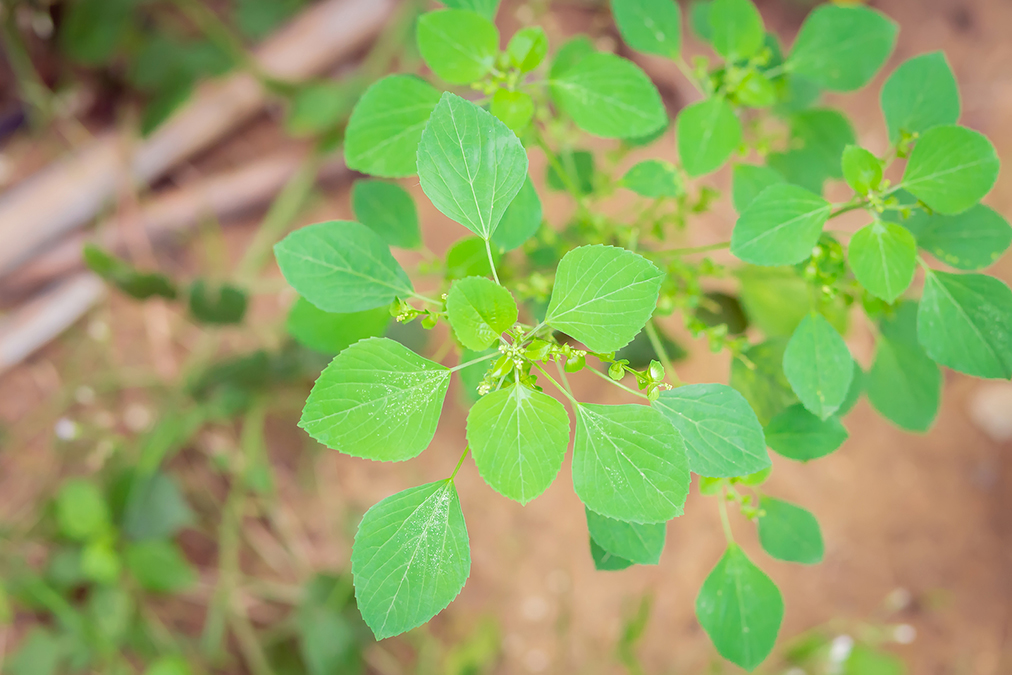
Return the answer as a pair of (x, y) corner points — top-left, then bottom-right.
(0, 0), (392, 276)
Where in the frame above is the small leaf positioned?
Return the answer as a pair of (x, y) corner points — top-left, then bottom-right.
(416, 9), (499, 85)
(546, 245), (664, 353)
(690, 0), (714, 41)
(83, 244), (177, 300)
(507, 26), (548, 72)
(696, 544), (783, 671)
(676, 97), (742, 177)
(848, 221), (917, 303)
(125, 540), (195, 593)
(783, 312), (854, 419)
(274, 221), (413, 313)
(652, 384), (770, 478)
(116, 470), (194, 541)
(902, 205), (1011, 271)
(188, 280), (247, 325)
(789, 109), (855, 180)
(610, 0), (682, 58)
(418, 93), (528, 240)
(590, 537), (634, 571)
(300, 338), (451, 460)
(786, 4), (897, 92)
(866, 303), (941, 432)
(730, 340), (798, 425)
(764, 403), (847, 461)
(573, 403), (690, 523)
(731, 164), (784, 213)
(549, 53), (667, 139)
(620, 160), (682, 198)
(490, 89), (535, 133)
(917, 270), (1012, 379)
(709, 0), (764, 61)
(757, 497), (824, 564)
(56, 479), (110, 542)
(881, 51), (960, 142)
(466, 384), (570, 503)
(286, 298), (390, 355)
(492, 176), (543, 252)
(344, 75), (442, 178)
(351, 180), (422, 250)
(144, 657), (192, 675)
(586, 507), (665, 565)
(841, 145), (883, 195)
(352, 481), (470, 639)
(731, 184), (831, 266)
(60, 0), (131, 65)
(440, 0), (499, 20)
(445, 276), (519, 350)
(901, 125), (1000, 215)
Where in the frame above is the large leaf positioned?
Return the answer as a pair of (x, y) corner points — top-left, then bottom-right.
(903, 205), (1011, 271)
(696, 544), (783, 671)
(417, 93), (528, 240)
(848, 221), (917, 303)
(586, 507), (666, 565)
(545, 245), (664, 353)
(611, 0), (682, 58)
(300, 338), (451, 460)
(416, 9), (499, 85)
(901, 125), (999, 215)
(917, 270), (1012, 379)
(881, 51), (960, 142)
(757, 497), (824, 564)
(764, 403), (847, 461)
(783, 312), (854, 419)
(466, 385), (570, 504)
(786, 4), (897, 92)
(572, 403), (690, 523)
(286, 298), (390, 355)
(351, 180), (422, 250)
(445, 277), (518, 350)
(344, 75), (442, 177)
(274, 221), (412, 313)
(621, 160), (682, 198)
(491, 176), (543, 252)
(676, 97), (742, 177)
(730, 184), (831, 265)
(866, 303), (941, 432)
(352, 481), (469, 639)
(651, 384), (769, 478)
(708, 0), (764, 61)
(590, 537), (634, 571)
(549, 53), (667, 139)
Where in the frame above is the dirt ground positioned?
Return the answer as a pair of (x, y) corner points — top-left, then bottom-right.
(2, 0), (1011, 673)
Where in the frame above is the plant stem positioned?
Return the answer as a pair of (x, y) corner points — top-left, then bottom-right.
(533, 127), (586, 206)
(449, 352), (498, 372)
(586, 366), (649, 400)
(717, 490), (735, 543)
(675, 57), (705, 94)
(449, 446), (469, 481)
(654, 240), (731, 257)
(553, 361), (575, 397)
(534, 363), (579, 405)
(485, 238), (502, 285)
(644, 320), (681, 386)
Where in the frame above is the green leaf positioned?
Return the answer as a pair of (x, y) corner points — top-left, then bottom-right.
(418, 93), (529, 240)
(848, 221), (917, 303)
(610, 0), (682, 58)
(145, 656), (192, 675)
(766, 149), (826, 195)
(789, 109), (856, 180)
(446, 277), (519, 350)
(841, 145), (883, 195)
(300, 338), (451, 460)
(116, 471), (194, 541)
(7, 628), (65, 675)
(573, 403), (690, 523)
(757, 497), (824, 564)
(867, 303), (941, 432)
(351, 481), (469, 639)
(490, 89), (535, 133)
(764, 403), (847, 461)
(60, 0), (131, 65)
(620, 160), (682, 198)
(440, 0), (499, 20)
(549, 36), (595, 78)
(881, 51), (960, 142)
(731, 164), (784, 213)
(416, 9), (499, 85)
(903, 205), (1011, 271)
(188, 280), (247, 325)
(125, 540), (196, 593)
(917, 270), (1012, 379)
(737, 265), (850, 338)
(546, 150), (595, 195)
(690, 0), (714, 41)
(56, 479), (110, 542)
(546, 245), (664, 352)
(783, 312), (854, 419)
(709, 0), (764, 61)
(838, 361), (864, 417)
(676, 97), (742, 177)
(786, 4), (897, 92)
(549, 53), (667, 139)
(83, 244), (178, 300)
(901, 125), (1000, 215)
(586, 507), (665, 565)
(507, 26), (548, 72)
(82, 539), (121, 584)
(351, 180), (422, 250)
(736, 70), (777, 108)
(731, 184), (831, 265)
(590, 537), (634, 571)
(274, 221), (412, 315)
(285, 82), (354, 137)
(730, 340), (798, 425)
(466, 384), (569, 503)
(235, 0), (304, 39)
(447, 236), (501, 279)
(652, 384), (769, 478)
(286, 298), (390, 355)
(696, 544), (783, 671)
(491, 176), (542, 252)
(843, 645), (906, 675)
(457, 348), (498, 402)
(344, 75), (442, 178)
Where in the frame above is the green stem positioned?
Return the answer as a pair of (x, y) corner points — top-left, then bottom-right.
(484, 238), (502, 285)
(534, 363), (579, 405)
(533, 127), (586, 206)
(449, 446), (469, 481)
(411, 292), (443, 306)
(675, 57), (705, 94)
(0, 14), (51, 127)
(449, 352), (498, 373)
(654, 240), (731, 257)
(717, 490), (735, 543)
(644, 321), (681, 386)
(553, 361), (575, 397)
(586, 366), (649, 400)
